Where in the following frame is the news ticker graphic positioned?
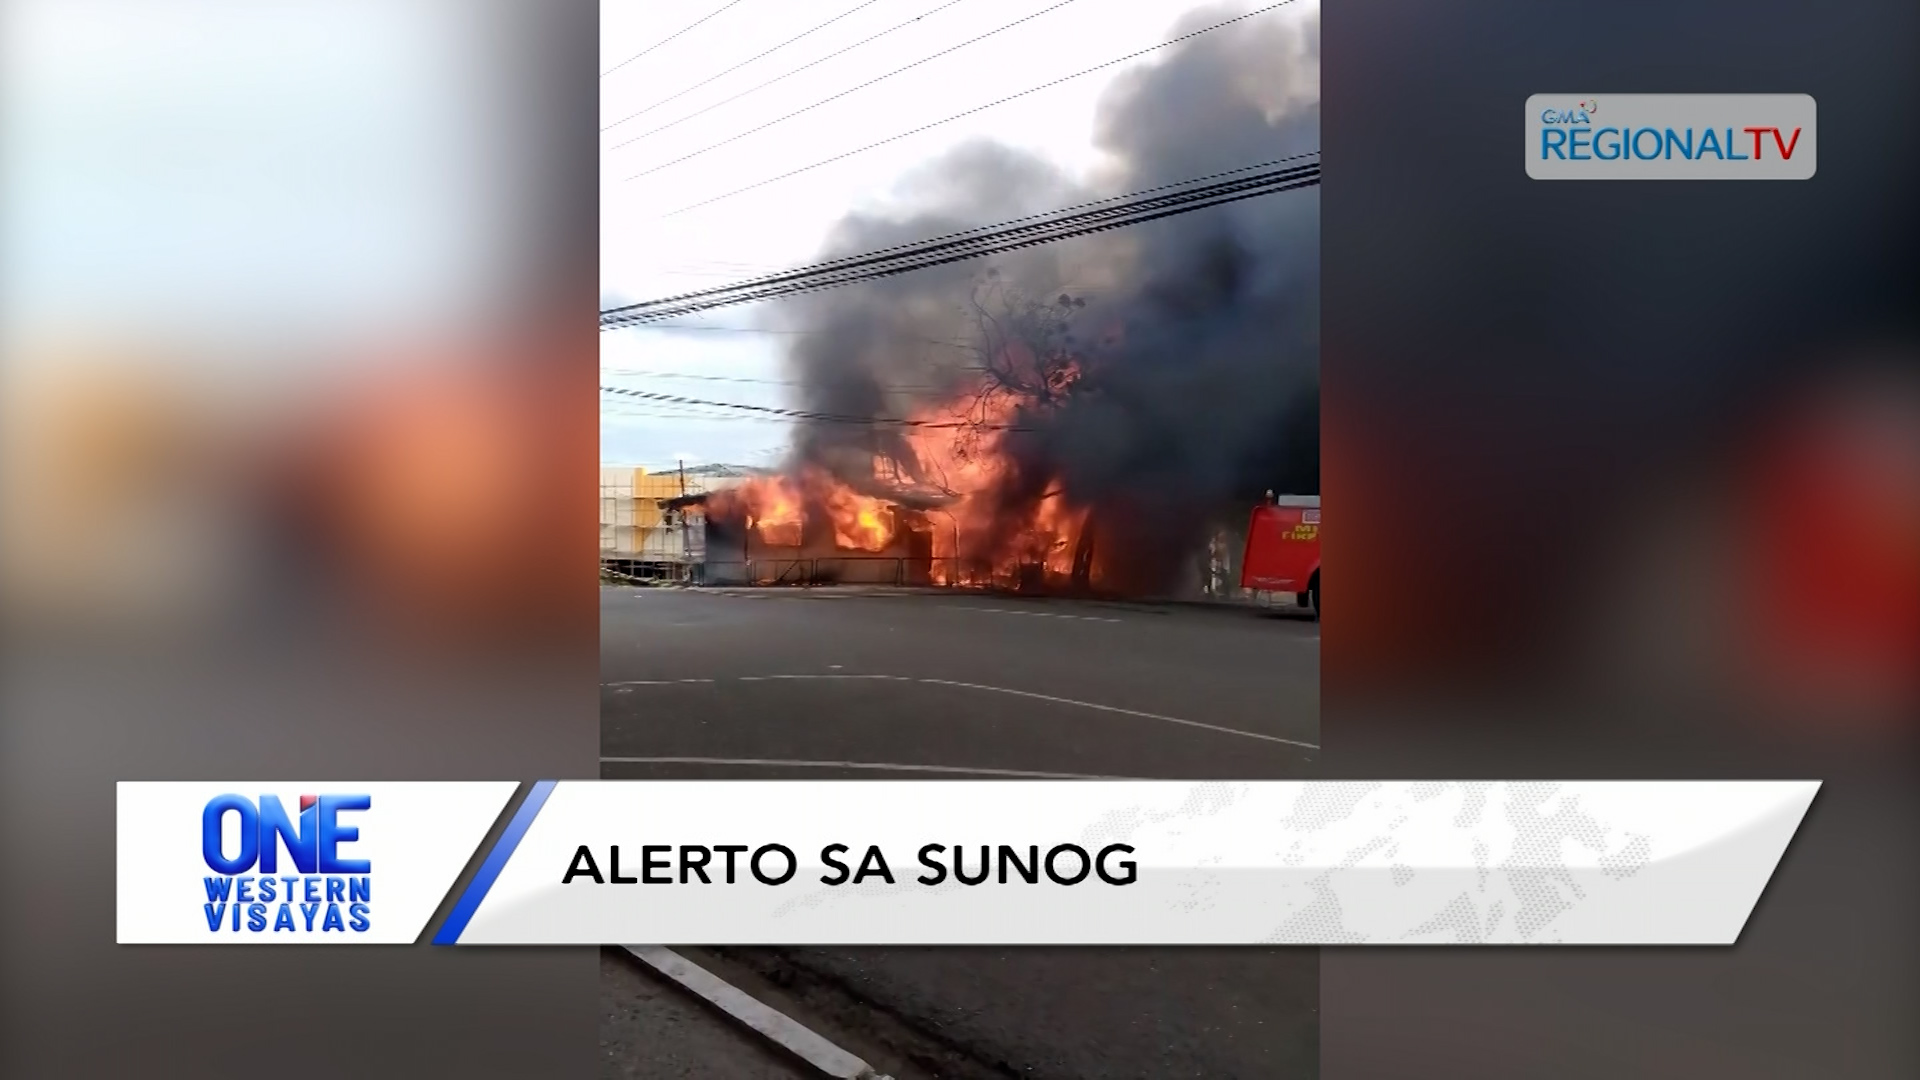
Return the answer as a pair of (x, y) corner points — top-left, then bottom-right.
(117, 780), (1817, 946)
(1527, 94), (1816, 180)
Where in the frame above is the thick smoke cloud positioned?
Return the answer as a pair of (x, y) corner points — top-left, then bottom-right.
(775, 5), (1319, 594)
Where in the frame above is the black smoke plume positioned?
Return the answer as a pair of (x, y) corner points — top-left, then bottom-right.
(774, 5), (1319, 594)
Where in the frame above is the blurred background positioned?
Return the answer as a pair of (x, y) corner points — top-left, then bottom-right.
(1, 0), (596, 645)
(1, 1), (600, 1076)
(1323, 2), (1919, 1077)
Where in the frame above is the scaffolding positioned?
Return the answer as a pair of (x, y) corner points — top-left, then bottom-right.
(600, 470), (714, 581)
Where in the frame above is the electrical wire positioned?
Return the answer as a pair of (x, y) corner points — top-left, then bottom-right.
(602, 366), (951, 391)
(619, 170), (1317, 323)
(604, 152), (1318, 319)
(602, 384), (1032, 430)
(621, 0), (1086, 172)
(604, 160), (1319, 325)
(603, 403), (798, 424)
(628, 0), (1301, 211)
(605, 321), (975, 350)
(607, 325), (980, 355)
(602, 0), (754, 79)
(602, 0), (889, 133)
(607, 0), (976, 150)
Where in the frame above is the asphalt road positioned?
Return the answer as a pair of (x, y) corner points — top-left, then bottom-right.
(601, 948), (810, 1080)
(599, 586), (1319, 1079)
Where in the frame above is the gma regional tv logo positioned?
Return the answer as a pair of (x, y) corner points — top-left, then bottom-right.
(1526, 94), (1815, 180)
(200, 794), (372, 934)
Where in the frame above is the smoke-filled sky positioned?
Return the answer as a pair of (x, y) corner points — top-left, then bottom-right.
(784, 3), (1319, 590)
(600, 0), (1319, 471)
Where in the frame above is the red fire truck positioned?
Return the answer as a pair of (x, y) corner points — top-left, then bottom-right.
(1241, 493), (1320, 615)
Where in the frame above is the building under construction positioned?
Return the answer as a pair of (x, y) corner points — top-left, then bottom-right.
(599, 464), (760, 581)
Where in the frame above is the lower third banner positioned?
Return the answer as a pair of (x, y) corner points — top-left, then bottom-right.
(433, 780), (1814, 946)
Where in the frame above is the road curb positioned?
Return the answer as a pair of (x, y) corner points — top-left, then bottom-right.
(621, 945), (894, 1080)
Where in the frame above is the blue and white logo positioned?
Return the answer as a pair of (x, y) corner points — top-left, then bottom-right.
(1527, 94), (1816, 180)
(200, 793), (373, 933)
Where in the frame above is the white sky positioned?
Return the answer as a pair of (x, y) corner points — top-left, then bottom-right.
(599, 0), (1275, 469)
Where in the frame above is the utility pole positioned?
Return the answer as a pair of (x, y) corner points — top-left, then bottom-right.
(677, 459), (690, 582)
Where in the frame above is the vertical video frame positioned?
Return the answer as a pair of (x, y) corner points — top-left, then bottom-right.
(598, 2), (1320, 1076)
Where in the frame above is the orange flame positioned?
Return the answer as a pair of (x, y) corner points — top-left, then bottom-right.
(894, 385), (1095, 589)
(719, 469), (900, 553)
(713, 354), (1102, 589)
(822, 484), (893, 552)
(728, 475), (803, 547)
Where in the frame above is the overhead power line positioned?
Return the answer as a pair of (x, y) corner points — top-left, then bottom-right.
(604, 366), (947, 390)
(601, 384), (1031, 431)
(602, 320), (979, 351)
(602, 157), (1320, 326)
(625, 169), (1319, 323)
(603, 402), (792, 424)
(611, 163), (1319, 325)
(607, 152), (1316, 319)
(603, 366), (950, 391)
(602, 0), (754, 78)
(621, 0), (1087, 172)
(607, 0), (976, 151)
(630, 0), (1301, 211)
(615, 323), (839, 336)
(602, 0), (888, 133)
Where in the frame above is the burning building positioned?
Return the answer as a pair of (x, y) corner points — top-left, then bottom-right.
(696, 455), (1098, 591)
(695, 470), (938, 586)
(717, 6), (1320, 598)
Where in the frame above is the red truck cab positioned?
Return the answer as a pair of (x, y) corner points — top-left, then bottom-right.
(1241, 494), (1320, 615)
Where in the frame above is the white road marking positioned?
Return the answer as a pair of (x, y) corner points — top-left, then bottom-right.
(762, 673), (910, 681)
(719, 674), (910, 683)
(599, 673), (1317, 751)
(619, 945), (891, 1080)
(600, 756), (1137, 780)
(914, 677), (1321, 751)
(953, 606), (1123, 623)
